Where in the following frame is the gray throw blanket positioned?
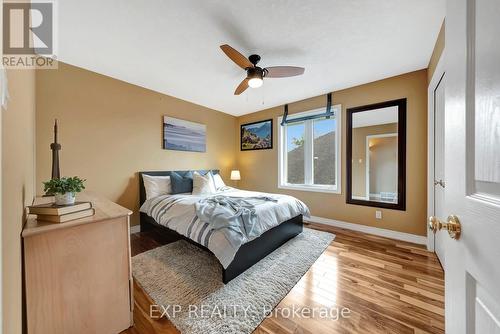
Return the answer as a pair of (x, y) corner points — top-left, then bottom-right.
(195, 195), (277, 247)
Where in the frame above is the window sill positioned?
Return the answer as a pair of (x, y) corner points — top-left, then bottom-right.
(278, 184), (341, 194)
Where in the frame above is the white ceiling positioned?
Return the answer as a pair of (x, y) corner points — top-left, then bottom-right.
(352, 106), (398, 128)
(57, 0), (445, 116)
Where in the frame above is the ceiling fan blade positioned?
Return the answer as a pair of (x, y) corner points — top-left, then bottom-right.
(264, 66), (305, 78)
(220, 44), (253, 70)
(234, 78), (249, 95)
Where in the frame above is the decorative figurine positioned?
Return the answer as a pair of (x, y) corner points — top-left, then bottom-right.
(50, 119), (61, 179)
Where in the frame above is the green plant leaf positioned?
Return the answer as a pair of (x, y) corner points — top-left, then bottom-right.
(43, 176), (86, 195)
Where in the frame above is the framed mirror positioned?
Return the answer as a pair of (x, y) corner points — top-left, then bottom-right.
(346, 98), (406, 210)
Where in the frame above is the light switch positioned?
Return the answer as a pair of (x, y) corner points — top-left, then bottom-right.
(375, 210), (382, 219)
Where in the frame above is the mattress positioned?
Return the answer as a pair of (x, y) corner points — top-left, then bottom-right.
(139, 187), (310, 268)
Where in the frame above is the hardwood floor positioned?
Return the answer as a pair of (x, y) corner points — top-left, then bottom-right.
(123, 223), (444, 334)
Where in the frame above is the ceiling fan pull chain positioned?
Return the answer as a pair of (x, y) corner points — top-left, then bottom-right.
(262, 83), (265, 105)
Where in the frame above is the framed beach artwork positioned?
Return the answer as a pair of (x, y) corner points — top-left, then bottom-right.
(163, 116), (206, 152)
(240, 119), (273, 151)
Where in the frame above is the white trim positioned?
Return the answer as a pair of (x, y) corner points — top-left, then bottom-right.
(277, 104), (342, 194)
(365, 132), (398, 199)
(352, 195), (366, 200)
(304, 119), (313, 185)
(278, 184), (340, 194)
(0, 2), (3, 325)
(0, 55), (3, 334)
(427, 50), (446, 251)
(130, 224), (141, 234)
(308, 215), (428, 245)
(334, 109), (341, 193)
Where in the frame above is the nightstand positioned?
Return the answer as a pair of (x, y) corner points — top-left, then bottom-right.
(22, 192), (133, 334)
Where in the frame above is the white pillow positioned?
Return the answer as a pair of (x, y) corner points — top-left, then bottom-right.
(212, 173), (226, 190)
(142, 175), (171, 200)
(192, 172), (216, 195)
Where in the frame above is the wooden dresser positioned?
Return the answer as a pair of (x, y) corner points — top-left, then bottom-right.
(22, 192), (133, 334)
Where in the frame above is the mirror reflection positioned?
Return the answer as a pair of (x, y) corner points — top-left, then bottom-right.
(347, 98), (406, 210)
(351, 106), (398, 203)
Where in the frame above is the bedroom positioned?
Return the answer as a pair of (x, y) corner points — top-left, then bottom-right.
(2, 1), (500, 334)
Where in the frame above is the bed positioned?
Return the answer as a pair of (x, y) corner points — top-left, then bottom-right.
(138, 170), (308, 283)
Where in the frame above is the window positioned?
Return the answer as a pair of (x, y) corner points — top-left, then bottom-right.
(286, 122), (305, 184)
(278, 106), (341, 193)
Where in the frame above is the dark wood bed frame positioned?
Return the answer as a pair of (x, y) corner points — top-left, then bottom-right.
(139, 170), (304, 283)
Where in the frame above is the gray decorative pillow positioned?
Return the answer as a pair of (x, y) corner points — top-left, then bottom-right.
(170, 171), (193, 194)
(192, 171), (216, 195)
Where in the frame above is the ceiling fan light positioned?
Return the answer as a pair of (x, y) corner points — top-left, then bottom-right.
(248, 77), (263, 88)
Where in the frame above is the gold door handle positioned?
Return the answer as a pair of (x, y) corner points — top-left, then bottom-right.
(428, 215), (461, 240)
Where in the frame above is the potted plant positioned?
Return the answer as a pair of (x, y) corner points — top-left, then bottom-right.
(43, 176), (86, 205)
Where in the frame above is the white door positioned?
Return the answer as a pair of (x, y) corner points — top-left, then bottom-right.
(444, 0), (500, 332)
(433, 74), (446, 268)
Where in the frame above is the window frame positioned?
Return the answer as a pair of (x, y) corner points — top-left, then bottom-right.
(278, 105), (342, 194)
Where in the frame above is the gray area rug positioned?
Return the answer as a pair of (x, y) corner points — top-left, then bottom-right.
(132, 228), (335, 334)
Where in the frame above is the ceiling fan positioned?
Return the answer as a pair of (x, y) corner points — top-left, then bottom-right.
(220, 44), (305, 95)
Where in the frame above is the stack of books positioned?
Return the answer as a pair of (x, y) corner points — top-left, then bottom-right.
(28, 201), (95, 223)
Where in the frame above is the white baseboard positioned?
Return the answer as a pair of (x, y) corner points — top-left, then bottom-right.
(130, 224), (141, 234)
(308, 215), (427, 245)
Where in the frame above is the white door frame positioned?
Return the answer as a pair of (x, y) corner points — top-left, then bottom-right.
(427, 51), (446, 251)
(365, 133), (398, 200)
(0, 3), (4, 330)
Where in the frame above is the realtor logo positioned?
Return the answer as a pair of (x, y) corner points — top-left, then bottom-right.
(2, 1), (57, 68)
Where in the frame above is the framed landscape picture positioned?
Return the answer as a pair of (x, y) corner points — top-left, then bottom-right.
(163, 116), (206, 152)
(241, 119), (273, 151)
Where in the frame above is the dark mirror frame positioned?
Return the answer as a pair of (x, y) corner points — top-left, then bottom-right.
(346, 98), (407, 211)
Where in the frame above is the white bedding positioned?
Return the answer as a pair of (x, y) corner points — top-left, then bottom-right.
(140, 187), (310, 268)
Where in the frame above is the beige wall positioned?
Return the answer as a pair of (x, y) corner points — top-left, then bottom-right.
(2, 69), (36, 334)
(236, 70), (428, 236)
(36, 62), (237, 226)
(352, 123), (397, 197)
(35, 64), (428, 236)
(428, 20), (445, 83)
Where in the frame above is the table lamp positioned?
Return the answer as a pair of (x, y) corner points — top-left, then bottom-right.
(230, 170), (241, 187)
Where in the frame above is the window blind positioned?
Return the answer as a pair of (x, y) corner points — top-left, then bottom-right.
(280, 93), (334, 126)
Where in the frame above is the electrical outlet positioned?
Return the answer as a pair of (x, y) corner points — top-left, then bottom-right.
(375, 210), (382, 219)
